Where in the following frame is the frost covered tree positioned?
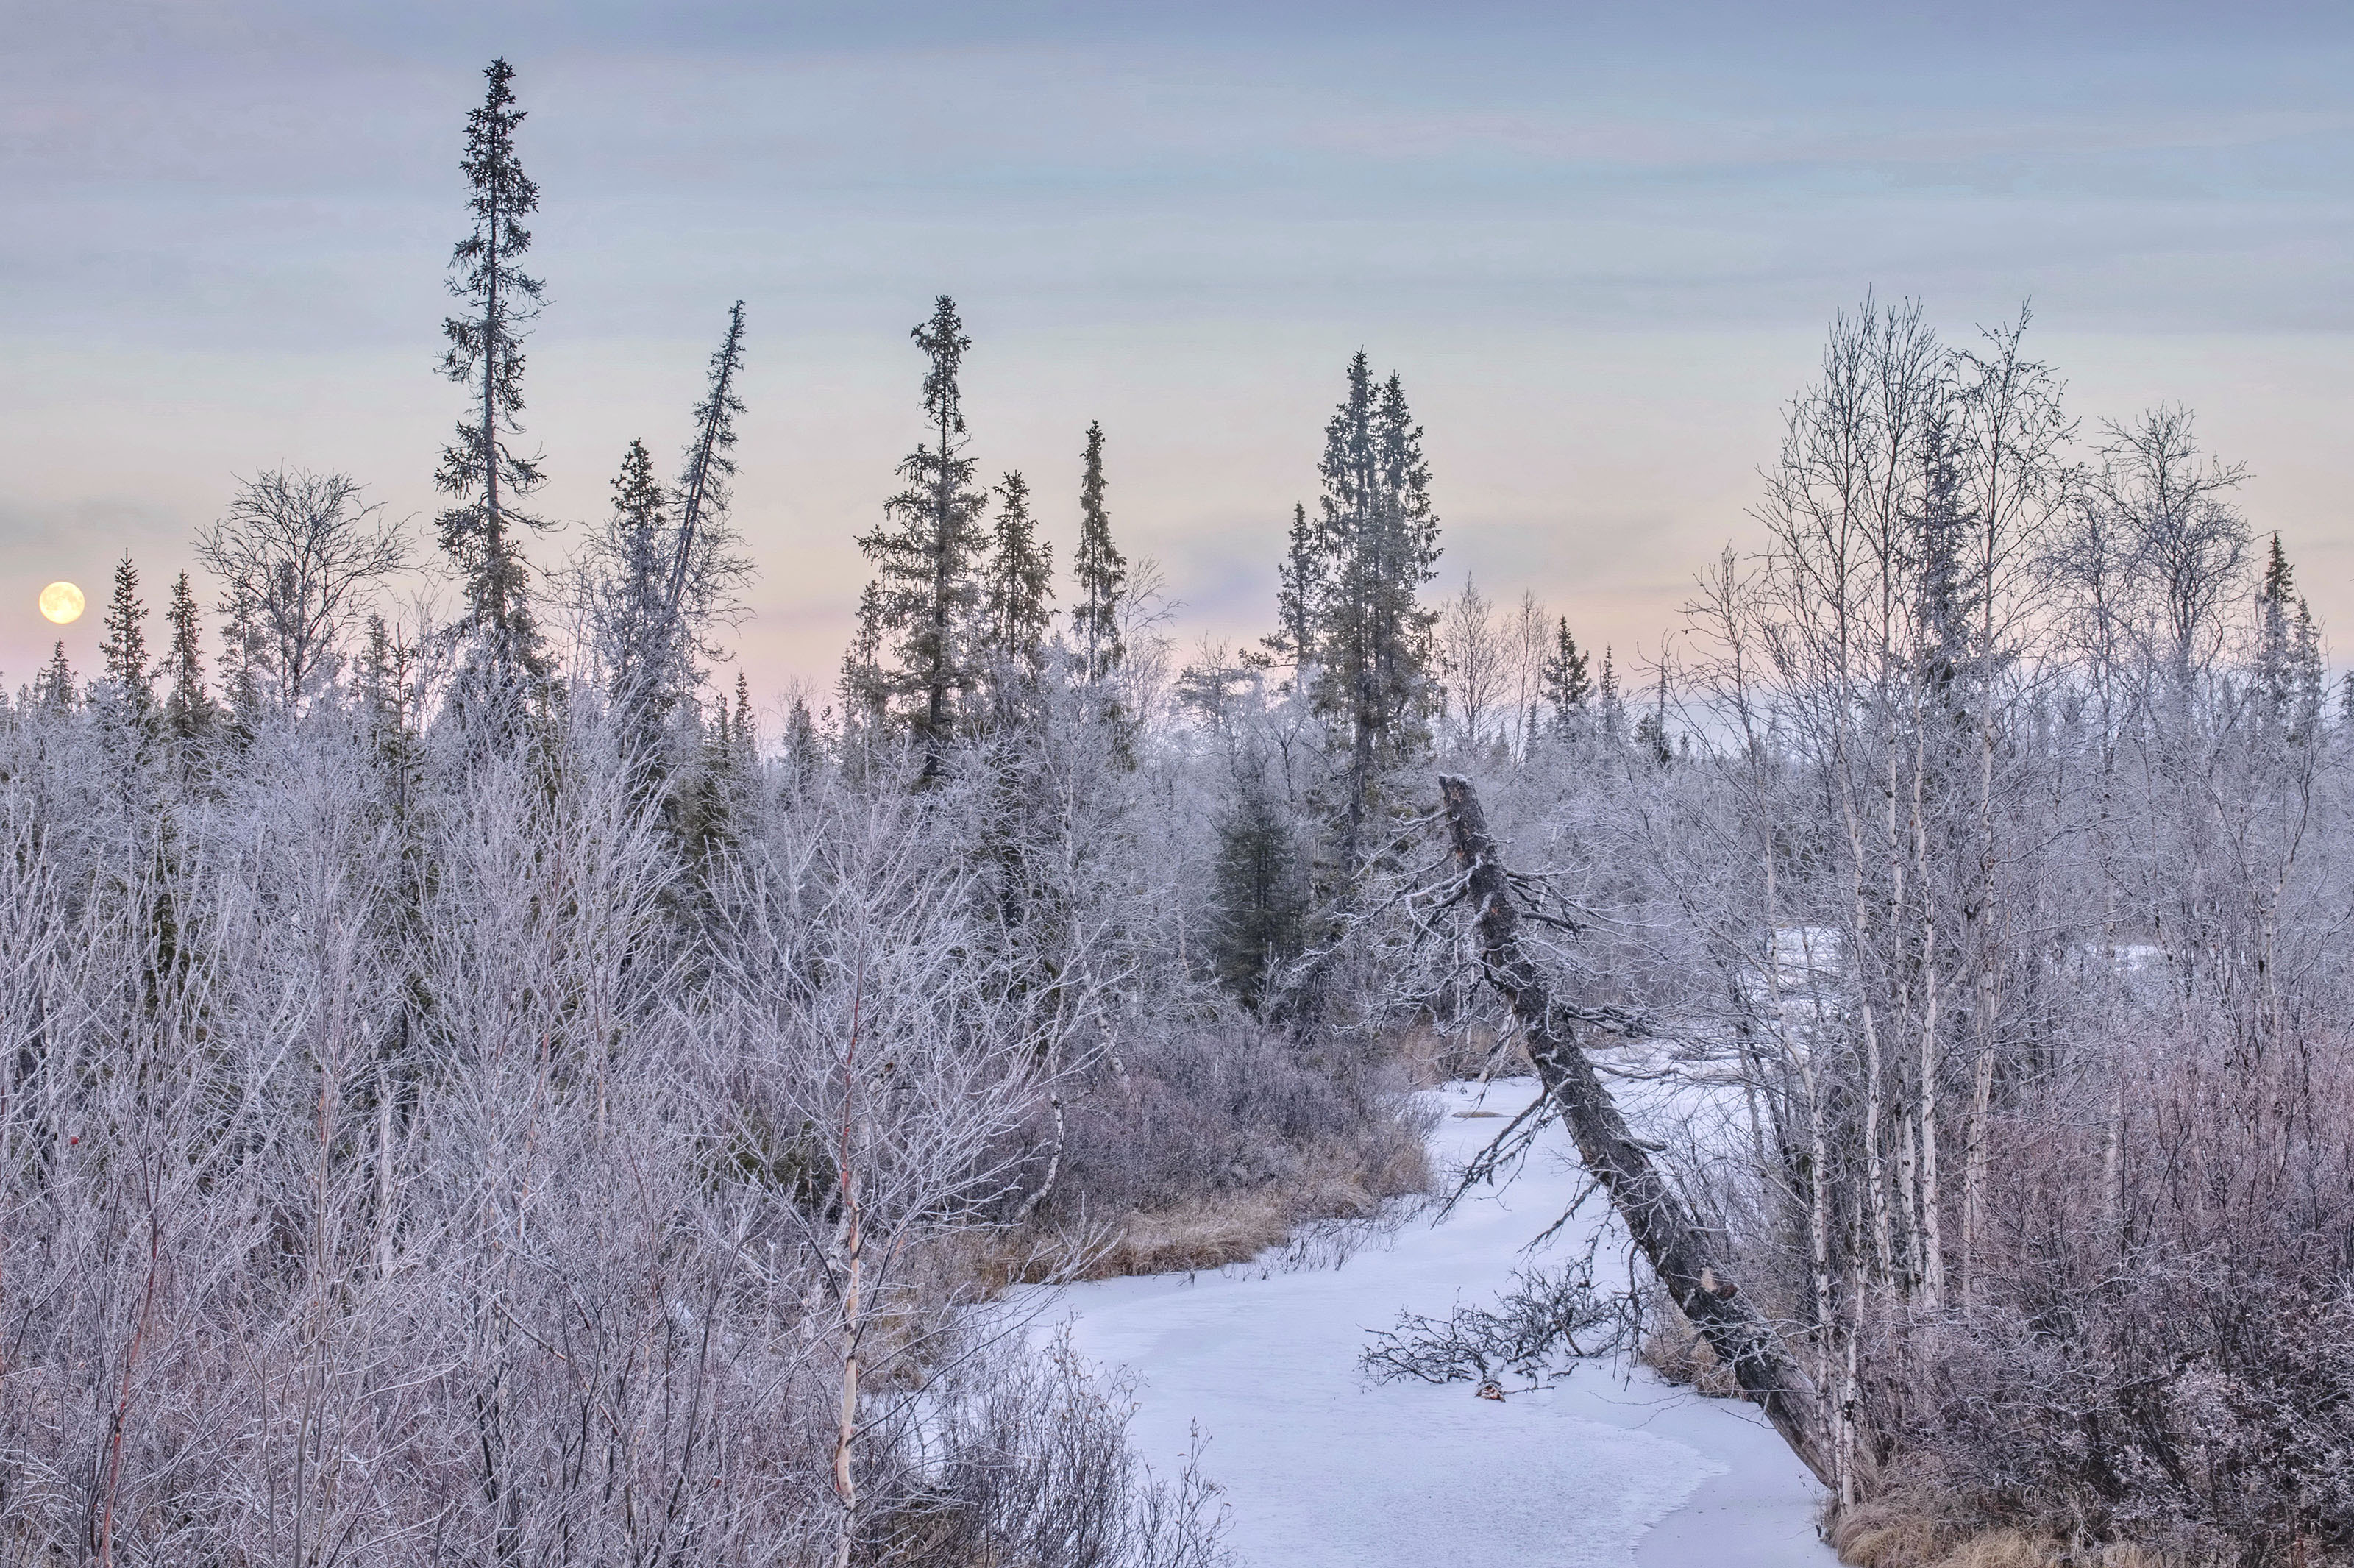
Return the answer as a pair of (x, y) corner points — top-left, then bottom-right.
(32, 640), (75, 710)
(979, 470), (1053, 691)
(98, 551), (153, 718)
(160, 571), (217, 746)
(435, 57), (550, 704)
(855, 296), (989, 777)
(201, 469), (405, 713)
(1268, 502), (1319, 671)
(1539, 616), (1591, 733)
(1284, 354), (1443, 859)
(1070, 420), (1127, 684)
(1434, 577), (1504, 753)
(591, 437), (672, 734)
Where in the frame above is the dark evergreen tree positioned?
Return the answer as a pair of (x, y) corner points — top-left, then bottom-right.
(1070, 421), (1127, 683)
(781, 694), (823, 792)
(668, 301), (748, 630)
(1267, 502), (1319, 671)
(356, 614), (423, 815)
(34, 641), (75, 711)
(2257, 532), (2297, 710)
(981, 471), (1054, 686)
(1539, 616), (1590, 731)
(435, 57), (550, 700)
(731, 671), (755, 764)
(1635, 668), (1674, 767)
(99, 552), (154, 717)
(1296, 353), (1442, 857)
(855, 296), (989, 778)
(595, 438), (675, 753)
(1209, 768), (1312, 1010)
(2255, 534), (2325, 741)
(1598, 646), (1624, 742)
(160, 571), (217, 745)
(838, 581), (890, 736)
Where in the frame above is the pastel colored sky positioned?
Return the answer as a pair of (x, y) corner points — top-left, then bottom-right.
(5, 1), (2350, 705)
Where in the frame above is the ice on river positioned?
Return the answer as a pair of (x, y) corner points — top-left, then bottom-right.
(1042, 1079), (1836, 1568)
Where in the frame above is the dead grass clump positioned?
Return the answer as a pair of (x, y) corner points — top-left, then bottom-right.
(1824, 1469), (2183, 1568)
(1827, 1495), (1946, 1568)
(1086, 1191), (1295, 1278)
(1076, 1134), (1423, 1280)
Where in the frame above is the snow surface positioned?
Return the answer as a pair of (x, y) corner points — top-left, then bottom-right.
(1044, 1079), (1837, 1568)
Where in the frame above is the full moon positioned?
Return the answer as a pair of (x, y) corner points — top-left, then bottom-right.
(38, 582), (84, 624)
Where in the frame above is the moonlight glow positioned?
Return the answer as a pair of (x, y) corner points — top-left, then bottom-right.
(38, 582), (84, 625)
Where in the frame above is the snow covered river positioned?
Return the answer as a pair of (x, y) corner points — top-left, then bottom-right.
(1045, 1079), (1838, 1568)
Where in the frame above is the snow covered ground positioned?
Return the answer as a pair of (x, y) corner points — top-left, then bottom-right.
(1044, 1078), (1837, 1568)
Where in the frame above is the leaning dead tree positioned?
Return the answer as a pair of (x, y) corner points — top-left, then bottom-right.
(1435, 773), (1835, 1488)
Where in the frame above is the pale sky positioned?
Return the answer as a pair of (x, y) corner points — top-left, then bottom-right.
(5, 1), (2350, 702)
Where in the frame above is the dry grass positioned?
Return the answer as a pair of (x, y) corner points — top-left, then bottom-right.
(998, 1132), (1432, 1284)
(1825, 1479), (2183, 1568)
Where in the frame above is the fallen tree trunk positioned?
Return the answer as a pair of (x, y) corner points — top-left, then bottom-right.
(1437, 774), (1835, 1488)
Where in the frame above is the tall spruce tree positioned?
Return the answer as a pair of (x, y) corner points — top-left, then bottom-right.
(435, 57), (550, 699)
(1540, 616), (1591, 731)
(34, 641), (75, 711)
(1070, 421), (1126, 683)
(1269, 502), (1319, 671)
(839, 581), (890, 735)
(160, 572), (216, 745)
(596, 438), (675, 754)
(855, 296), (988, 777)
(1597, 646), (1624, 742)
(2257, 533), (2297, 710)
(1295, 353), (1441, 855)
(2255, 534), (2325, 741)
(981, 471), (1054, 688)
(1209, 767), (1312, 1009)
(666, 301), (750, 641)
(99, 552), (154, 717)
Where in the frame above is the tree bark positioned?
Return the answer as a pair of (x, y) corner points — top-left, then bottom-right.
(1438, 774), (1836, 1489)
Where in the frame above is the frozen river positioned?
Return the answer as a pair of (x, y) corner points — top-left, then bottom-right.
(1046, 1079), (1838, 1568)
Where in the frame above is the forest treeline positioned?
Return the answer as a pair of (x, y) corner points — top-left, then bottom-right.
(6, 57), (2352, 1568)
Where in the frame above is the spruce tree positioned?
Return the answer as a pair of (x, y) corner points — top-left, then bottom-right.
(2257, 532), (2297, 711)
(1598, 646), (1624, 742)
(160, 571), (217, 744)
(669, 304), (747, 609)
(1070, 421), (1126, 683)
(981, 471), (1054, 689)
(1635, 668), (1674, 766)
(781, 695), (822, 788)
(731, 671), (755, 764)
(597, 438), (675, 753)
(1540, 617), (1591, 732)
(99, 551), (154, 717)
(855, 296), (988, 777)
(34, 641), (75, 711)
(1269, 502), (1319, 671)
(1209, 769), (1311, 1010)
(356, 614), (422, 813)
(663, 302), (752, 656)
(435, 57), (550, 700)
(1298, 353), (1441, 855)
(2255, 535), (2326, 741)
(839, 582), (890, 734)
